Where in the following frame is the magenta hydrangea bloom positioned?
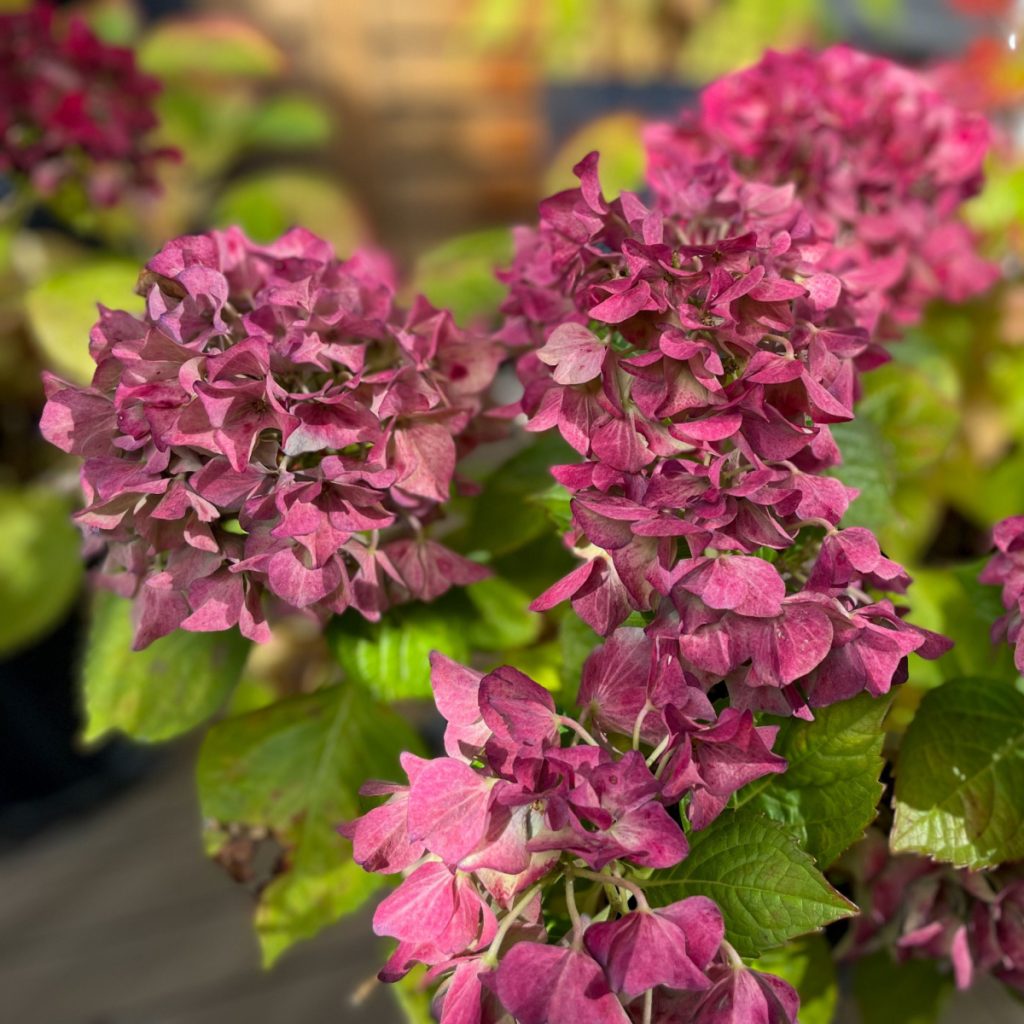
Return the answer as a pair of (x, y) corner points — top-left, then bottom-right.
(342, 644), (797, 1022)
(0, 3), (175, 206)
(646, 46), (998, 336)
(41, 228), (503, 646)
(845, 830), (1024, 994)
(980, 516), (1024, 671)
(502, 155), (949, 717)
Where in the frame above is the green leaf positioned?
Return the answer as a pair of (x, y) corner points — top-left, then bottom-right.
(902, 561), (1017, 697)
(329, 600), (471, 701)
(645, 810), (855, 957)
(411, 228), (513, 326)
(214, 171), (367, 255)
(242, 94), (332, 150)
(0, 487), (83, 656)
(558, 611), (600, 704)
(529, 483), (573, 534)
(830, 416), (896, 537)
(25, 259), (141, 383)
(197, 684), (421, 965)
(464, 576), (542, 651)
(139, 17), (286, 79)
(739, 694), (890, 868)
(544, 113), (645, 198)
(82, 590), (249, 743)
(892, 676), (1024, 868)
(852, 951), (952, 1024)
(468, 434), (575, 557)
(749, 934), (837, 1024)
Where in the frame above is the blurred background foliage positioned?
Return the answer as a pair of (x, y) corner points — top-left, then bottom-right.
(2, 1), (1024, 1019)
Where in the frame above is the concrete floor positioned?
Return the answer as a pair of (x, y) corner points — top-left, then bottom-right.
(0, 750), (403, 1024)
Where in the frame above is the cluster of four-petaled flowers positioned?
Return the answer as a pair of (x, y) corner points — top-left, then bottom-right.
(343, 638), (801, 1023)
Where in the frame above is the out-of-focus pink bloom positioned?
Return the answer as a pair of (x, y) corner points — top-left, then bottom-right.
(646, 46), (998, 337)
(0, 3), (175, 206)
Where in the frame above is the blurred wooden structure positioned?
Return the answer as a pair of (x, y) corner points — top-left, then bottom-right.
(205, 0), (546, 263)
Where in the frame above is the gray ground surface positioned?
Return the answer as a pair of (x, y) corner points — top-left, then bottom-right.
(0, 751), (402, 1024)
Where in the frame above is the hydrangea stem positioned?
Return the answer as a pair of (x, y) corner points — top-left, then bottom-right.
(482, 878), (552, 966)
(574, 866), (650, 911)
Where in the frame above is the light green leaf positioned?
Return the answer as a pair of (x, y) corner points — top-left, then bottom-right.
(465, 576), (542, 651)
(852, 951), (952, 1024)
(750, 934), (837, 1024)
(242, 94), (332, 150)
(214, 171), (366, 254)
(411, 228), (513, 326)
(329, 601), (471, 701)
(139, 17), (286, 79)
(25, 259), (141, 383)
(544, 113), (645, 198)
(645, 810), (855, 957)
(82, 590), (249, 743)
(892, 677), (1024, 868)
(468, 434), (575, 557)
(830, 416), (896, 537)
(0, 487), (83, 656)
(197, 684), (421, 965)
(558, 612), (600, 703)
(739, 694), (890, 868)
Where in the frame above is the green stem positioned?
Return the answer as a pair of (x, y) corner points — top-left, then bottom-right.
(483, 878), (552, 966)
(574, 867), (650, 911)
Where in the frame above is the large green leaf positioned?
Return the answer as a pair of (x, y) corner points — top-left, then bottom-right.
(467, 433), (575, 557)
(214, 171), (366, 254)
(0, 486), (83, 656)
(25, 259), (141, 383)
(738, 694), (890, 868)
(411, 228), (513, 326)
(902, 561), (1017, 696)
(830, 416), (896, 538)
(750, 934), (837, 1024)
(139, 17), (286, 79)
(852, 951), (952, 1024)
(892, 677), (1024, 868)
(82, 590), (249, 743)
(329, 600), (471, 702)
(197, 684), (420, 965)
(544, 114), (645, 198)
(242, 94), (332, 150)
(644, 810), (855, 957)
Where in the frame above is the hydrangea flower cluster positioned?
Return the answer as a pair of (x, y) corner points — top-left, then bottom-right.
(980, 516), (1024, 671)
(845, 831), (1024, 993)
(41, 227), (502, 647)
(501, 154), (948, 719)
(645, 46), (998, 337)
(0, 3), (173, 207)
(342, 639), (800, 1023)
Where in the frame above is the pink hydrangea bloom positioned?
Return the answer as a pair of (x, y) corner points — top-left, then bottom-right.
(980, 516), (1024, 671)
(846, 830), (1024, 994)
(0, 3), (175, 206)
(646, 46), (998, 337)
(502, 155), (949, 717)
(41, 228), (503, 646)
(342, 644), (798, 1022)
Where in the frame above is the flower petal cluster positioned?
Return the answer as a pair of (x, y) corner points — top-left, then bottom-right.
(41, 228), (502, 646)
(980, 516), (1024, 671)
(501, 155), (948, 717)
(645, 46), (998, 336)
(342, 642), (796, 1022)
(0, 3), (174, 206)
(846, 831), (1024, 993)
